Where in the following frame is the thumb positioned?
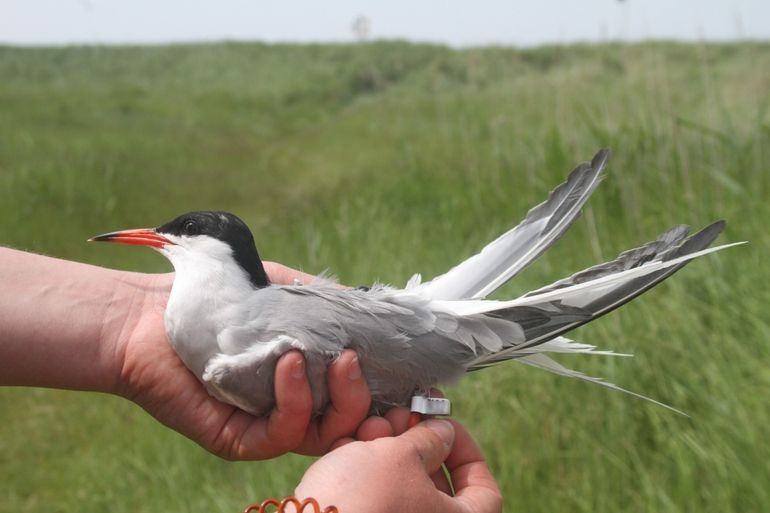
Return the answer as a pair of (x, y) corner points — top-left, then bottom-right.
(398, 419), (455, 474)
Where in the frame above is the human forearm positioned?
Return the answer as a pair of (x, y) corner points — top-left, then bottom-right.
(0, 246), (157, 393)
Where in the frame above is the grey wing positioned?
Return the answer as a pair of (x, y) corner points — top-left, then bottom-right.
(207, 286), (363, 415)
(271, 286), (518, 410)
(212, 285), (530, 413)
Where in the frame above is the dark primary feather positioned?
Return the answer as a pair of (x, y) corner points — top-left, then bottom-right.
(468, 221), (727, 369)
(523, 224), (691, 296)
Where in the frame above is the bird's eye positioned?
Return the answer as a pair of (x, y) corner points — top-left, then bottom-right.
(182, 220), (197, 235)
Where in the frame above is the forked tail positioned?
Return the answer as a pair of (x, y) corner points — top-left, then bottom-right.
(456, 222), (741, 412)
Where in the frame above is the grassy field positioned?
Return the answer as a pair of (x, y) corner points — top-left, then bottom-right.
(0, 41), (768, 512)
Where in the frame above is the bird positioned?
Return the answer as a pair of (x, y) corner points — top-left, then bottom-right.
(90, 149), (740, 416)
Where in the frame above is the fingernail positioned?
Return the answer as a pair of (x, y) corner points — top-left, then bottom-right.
(423, 419), (455, 448)
(347, 356), (362, 381)
(292, 358), (306, 380)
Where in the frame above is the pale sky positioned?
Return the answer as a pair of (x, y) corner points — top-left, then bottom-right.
(1, 0), (768, 47)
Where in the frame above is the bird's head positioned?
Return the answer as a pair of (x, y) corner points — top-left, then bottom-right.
(90, 211), (269, 288)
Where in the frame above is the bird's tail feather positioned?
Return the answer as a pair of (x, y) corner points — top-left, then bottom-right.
(447, 222), (738, 321)
(523, 223), (692, 297)
(514, 352), (687, 415)
(464, 221), (737, 365)
(457, 221), (741, 413)
(413, 149), (609, 301)
(469, 334), (683, 413)
(491, 335), (632, 358)
(452, 221), (740, 412)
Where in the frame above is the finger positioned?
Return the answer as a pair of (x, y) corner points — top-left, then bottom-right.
(444, 420), (503, 512)
(382, 391), (443, 435)
(421, 387), (450, 491)
(355, 415), (393, 441)
(265, 351), (313, 453)
(384, 406), (412, 435)
(295, 350), (370, 454)
(320, 351), (371, 442)
(399, 419), (455, 475)
(329, 436), (356, 451)
(431, 466), (453, 496)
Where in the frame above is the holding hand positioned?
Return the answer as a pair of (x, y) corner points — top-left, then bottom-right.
(105, 262), (390, 459)
(295, 418), (502, 513)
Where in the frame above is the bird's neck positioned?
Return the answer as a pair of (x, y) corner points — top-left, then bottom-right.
(165, 254), (257, 339)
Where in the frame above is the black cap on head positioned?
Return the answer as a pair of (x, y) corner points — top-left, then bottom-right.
(158, 211), (269, 288)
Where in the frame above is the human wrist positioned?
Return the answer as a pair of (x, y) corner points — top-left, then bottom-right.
(105, 271), (173, 398)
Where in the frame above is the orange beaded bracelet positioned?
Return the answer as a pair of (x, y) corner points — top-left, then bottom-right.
(243, 496), (338, 513)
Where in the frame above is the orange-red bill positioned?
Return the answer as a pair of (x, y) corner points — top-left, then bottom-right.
(89, 228), (173, 248)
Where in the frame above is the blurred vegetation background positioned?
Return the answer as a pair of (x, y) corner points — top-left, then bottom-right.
(0, 41), (768, 513)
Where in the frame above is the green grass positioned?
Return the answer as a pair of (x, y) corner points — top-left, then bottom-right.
(1, 41), (769, 512)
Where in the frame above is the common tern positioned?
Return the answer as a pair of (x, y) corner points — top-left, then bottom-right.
(91, 149), (740, 415)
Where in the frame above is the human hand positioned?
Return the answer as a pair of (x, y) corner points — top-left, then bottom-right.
(295, 419), (503, 513)
(113, 264), (383, 460)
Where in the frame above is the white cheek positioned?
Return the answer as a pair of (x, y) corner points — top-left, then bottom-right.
(157, 244), (185, 267)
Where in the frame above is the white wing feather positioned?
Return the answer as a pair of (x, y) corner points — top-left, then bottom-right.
(415, 149), (609, 300)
